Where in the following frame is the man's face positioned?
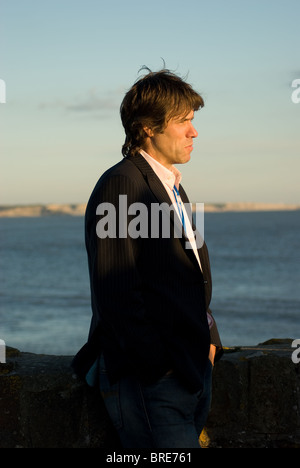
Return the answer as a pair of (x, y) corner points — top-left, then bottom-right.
(143, 110), (198, 168)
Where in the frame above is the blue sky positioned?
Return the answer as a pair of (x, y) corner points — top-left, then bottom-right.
(1, 0), (299, 204)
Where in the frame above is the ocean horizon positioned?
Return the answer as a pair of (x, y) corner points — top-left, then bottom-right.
(0, 202), (300, 218)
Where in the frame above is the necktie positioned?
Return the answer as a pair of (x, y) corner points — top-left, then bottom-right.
(172, 185), (186, 231)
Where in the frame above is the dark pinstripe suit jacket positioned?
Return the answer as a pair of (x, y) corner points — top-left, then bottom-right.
(72, 153), (222, 393)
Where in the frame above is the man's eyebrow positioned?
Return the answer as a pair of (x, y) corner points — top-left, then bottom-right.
(183, 115), (194, 121)
(173, 111), (194, 123)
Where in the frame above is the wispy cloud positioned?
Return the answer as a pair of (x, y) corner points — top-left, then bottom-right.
(39, 88), (121, 117)
(65, 89), (118, 113)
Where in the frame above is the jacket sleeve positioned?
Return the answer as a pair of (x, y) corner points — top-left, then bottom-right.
(207, 307), (223, 362)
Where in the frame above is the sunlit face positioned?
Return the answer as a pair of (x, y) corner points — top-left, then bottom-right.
(142, 110), (198, 169)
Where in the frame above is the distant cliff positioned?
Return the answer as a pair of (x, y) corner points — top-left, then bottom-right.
(0, 204), (86, 217)
(0, 202), (299, 217)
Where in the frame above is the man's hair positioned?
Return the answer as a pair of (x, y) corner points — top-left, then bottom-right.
(120, 68), (204, 158)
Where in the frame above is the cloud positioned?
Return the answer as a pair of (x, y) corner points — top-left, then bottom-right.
(39, 88), (121, 117)
(65, 89), (118, 113)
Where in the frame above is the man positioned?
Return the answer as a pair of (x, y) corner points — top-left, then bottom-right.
(72, 68), (222, 448)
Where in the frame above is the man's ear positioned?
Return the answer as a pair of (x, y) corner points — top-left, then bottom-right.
(143, 126), (154, 138)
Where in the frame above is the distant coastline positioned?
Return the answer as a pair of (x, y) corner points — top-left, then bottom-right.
(0, 202), (299, 218)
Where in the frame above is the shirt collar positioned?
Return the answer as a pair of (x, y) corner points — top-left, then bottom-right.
(139, 150), (182, 190)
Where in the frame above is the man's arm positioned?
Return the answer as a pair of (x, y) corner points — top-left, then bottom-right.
(207, 307), (223, 363)
(87, 173), (170, 376)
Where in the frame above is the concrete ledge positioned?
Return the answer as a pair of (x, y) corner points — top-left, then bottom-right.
(203, 339), (300, 448)
(0, 339), (299, 448)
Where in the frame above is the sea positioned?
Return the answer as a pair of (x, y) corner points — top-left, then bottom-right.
(0, 210), (299, 356)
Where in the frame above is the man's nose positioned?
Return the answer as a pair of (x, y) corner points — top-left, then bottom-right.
(188, 123), (198, 138)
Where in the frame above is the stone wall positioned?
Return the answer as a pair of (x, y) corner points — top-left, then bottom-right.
(0, 339), (299, 448)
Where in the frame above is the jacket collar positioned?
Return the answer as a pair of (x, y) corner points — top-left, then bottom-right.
(128, 153), (173, 207)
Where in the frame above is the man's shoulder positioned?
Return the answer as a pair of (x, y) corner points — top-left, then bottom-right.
(86, 156), (146, 210)
(100, 155), (143, 182)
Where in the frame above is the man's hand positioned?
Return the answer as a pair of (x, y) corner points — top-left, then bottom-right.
(208, 344), (216, 366)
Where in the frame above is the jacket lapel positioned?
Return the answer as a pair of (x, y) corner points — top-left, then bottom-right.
(129, 154), (205, 271)
(129, 153), (212, 308)
(180, 185), (213, 304)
